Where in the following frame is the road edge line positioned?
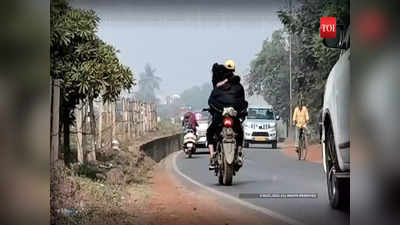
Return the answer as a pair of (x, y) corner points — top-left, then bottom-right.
(172, 151), (308, 225)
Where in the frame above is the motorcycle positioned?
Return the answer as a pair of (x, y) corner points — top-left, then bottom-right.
(183, 128), (197, 158)
(205, 107), (245, 186)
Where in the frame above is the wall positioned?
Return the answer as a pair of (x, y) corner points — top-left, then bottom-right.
(140, 133), (183, 163)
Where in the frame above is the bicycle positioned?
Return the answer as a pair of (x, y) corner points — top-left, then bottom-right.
(297, 127), (307, 160)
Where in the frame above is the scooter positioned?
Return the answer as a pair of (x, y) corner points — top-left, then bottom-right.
(183, 128), (197, 158)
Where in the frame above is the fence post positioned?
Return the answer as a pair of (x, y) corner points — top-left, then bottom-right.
(148, 103), (151, 131)
(86, 99), (97, 162)
(127, 100), (131, 139)
(124, 98), (128, 141)
(134, 101), (138, 137)
(153, 103), (157, 130)
(112, 101), (116, 142)
(50, 78), (60, 164)
(98, 101), (103, 149)
(82, 104), (88, 162)
(144, 104), (148, 133)
(76, 105), (84, 163)
(141, 103), (145, 136)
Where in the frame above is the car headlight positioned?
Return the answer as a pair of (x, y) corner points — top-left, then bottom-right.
(269, 122), (276, 128)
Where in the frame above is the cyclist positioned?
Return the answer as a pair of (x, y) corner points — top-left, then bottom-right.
(292, 99), (309, 152)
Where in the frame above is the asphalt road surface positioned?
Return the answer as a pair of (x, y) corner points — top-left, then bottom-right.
(174, 144), (349, 225)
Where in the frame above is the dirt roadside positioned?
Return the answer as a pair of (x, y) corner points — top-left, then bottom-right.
(52, 130), (289, 225)
(140, 154), (288, 225)
(281, 141), (322, 163)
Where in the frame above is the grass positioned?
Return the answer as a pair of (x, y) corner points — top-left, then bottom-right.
(52, 122), (180, 225)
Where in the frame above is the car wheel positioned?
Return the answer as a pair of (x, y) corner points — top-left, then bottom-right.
(272, 141), (277, 149)
(326, 125), (350, 210)
(327, 166), (349, 210)
(327, 166), (339, 208)
(244, 141), (249, 148)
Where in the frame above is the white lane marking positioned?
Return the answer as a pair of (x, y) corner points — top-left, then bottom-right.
(245, 148), (284, 152)
(172, 151), (308, 225)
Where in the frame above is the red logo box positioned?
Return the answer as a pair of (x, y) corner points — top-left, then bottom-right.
(320, 17), (336, 38)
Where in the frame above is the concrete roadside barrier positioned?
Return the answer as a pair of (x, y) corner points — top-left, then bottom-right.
(140, 133), (183, 162)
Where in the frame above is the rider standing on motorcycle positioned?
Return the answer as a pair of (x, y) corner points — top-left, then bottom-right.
(207, 60), (248, 170)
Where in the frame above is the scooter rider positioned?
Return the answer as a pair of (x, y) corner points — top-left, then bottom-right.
(207, 60), (248, 170)
(182, 108), (198, 133)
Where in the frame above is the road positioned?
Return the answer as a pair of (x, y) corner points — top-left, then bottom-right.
(173, 144), (349, 225)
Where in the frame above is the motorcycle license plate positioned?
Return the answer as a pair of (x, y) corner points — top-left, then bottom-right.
(254, 136), (267, 141)
(187, 143), (193, 148)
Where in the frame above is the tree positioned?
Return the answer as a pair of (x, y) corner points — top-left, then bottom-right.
(247, 30), (290, 121)
(136, 64), (161, 103)
(51, 0), (135, 163)
(180, 82), (212, 110)
(276, 0), (349, 139)
(247, 0), (349, 140)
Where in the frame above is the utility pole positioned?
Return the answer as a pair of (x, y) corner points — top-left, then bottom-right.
(288, 0), (293, 138)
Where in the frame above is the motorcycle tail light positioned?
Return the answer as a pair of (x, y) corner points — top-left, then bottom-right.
(223, 117), (233, 127)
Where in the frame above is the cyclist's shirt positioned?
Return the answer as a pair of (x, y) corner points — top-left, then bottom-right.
(293, 106), (309, 128)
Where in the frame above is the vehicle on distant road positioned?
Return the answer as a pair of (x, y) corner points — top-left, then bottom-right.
(243, 106), (280, 149)
(321, 25), (350, 210)
(194, 111), (209, 148)
(183, 128), (197, 158)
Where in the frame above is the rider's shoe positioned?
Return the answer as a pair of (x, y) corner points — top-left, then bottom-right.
(209, 155), (216, 170)
(235, 146), (243, 171)
(208, 161), (215, 170)
(234, 156), (243, 172)
(237, 146), (243, 166)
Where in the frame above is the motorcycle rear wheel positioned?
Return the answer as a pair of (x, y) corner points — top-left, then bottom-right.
(223, 159), (233, 185)
(218, 167), (224, 185)
(218, 155), (224, 185)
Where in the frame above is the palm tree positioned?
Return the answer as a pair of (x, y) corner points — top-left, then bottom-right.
(137, 63), (161, 103)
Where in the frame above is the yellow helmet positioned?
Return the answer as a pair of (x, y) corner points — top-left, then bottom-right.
(224, 59), (235, 71)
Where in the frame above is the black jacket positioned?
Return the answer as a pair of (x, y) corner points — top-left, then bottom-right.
(208, 75), (248, 117)
(211, 63), (226, 88)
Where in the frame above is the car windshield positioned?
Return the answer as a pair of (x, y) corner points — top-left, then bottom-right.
(247, 108), (274, 120)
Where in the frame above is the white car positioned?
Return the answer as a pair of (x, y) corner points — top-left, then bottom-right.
(321, 25), (350, 209)
(194, 111), (209, 148)
(243, 106), (279, 149)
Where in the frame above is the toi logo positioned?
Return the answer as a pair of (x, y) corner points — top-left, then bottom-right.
(320, 17), (336, 38)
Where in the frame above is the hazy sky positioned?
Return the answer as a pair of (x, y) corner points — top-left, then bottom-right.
(72, 0), (286, 98)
